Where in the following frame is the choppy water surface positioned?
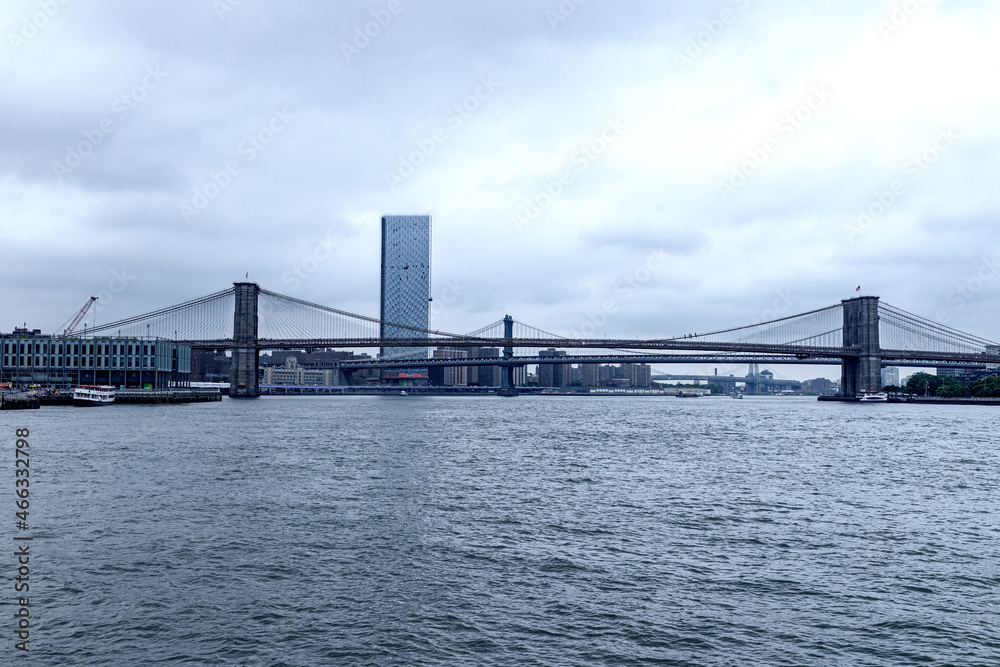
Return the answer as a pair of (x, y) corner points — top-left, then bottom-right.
(5, 396), (999, 665)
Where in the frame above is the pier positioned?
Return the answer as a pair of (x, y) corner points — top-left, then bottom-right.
(34, 388), (222, 406)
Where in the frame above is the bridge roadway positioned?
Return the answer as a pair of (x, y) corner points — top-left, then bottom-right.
(188, 338), (854, 357)
(315, 354), (992, 372)
(185, 337), (1000, 368)
(333, 354), (842, 370)
(650, 374), (801, 387)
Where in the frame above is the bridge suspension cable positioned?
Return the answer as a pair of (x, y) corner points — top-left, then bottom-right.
(257, 288), (468, 341)
(879, 302), (997, 355)
(676, 303), (845, 348)
(76, 287), (236, 340)
(59, 284), (999, 367)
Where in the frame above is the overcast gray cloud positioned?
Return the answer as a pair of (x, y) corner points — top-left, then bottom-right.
(2, 0), (999, 380)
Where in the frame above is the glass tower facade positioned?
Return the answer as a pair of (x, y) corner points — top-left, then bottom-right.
(380, 215), (431, 362)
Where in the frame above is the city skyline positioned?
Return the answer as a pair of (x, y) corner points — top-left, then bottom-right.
(2, 1), (999, 384)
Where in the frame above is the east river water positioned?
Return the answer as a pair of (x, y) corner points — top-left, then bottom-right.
(3, 396), (998, 665)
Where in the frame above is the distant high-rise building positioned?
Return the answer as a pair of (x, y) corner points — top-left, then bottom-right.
(881, 367), (900, 387)
(538, 348), (568, 387)
(804, 377), (836, 394)
(581, 363), (599, 387)
(429, 347), (468, 386)
(467, 347), (500, 386)
(380, 215), (431, 364)
(619, 363), (652, 387)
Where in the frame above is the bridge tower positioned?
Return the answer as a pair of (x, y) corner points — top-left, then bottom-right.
(841, 295), (881, 397)
(231, 282), (260, 398)
(746, 362), (760, 395)
(497, 314), (518, 397)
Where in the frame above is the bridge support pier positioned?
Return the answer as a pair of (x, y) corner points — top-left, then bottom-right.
(497, 314), (518, 397)
(230, 282), (260, 398)
(841, 295), (881, 397)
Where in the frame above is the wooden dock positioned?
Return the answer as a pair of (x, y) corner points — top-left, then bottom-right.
(0, 392), (40, 410)
(114, 389), (222, 404)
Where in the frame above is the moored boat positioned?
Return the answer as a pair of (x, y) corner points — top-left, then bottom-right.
(858, 391), (888, 402)
(72, 385), (116, 406)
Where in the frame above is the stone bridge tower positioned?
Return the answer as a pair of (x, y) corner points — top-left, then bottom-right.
(841, 295), (881, 397)
(230, 282), (259, 398)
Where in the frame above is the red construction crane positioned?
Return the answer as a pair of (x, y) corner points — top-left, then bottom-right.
(60, 296), (99, 335)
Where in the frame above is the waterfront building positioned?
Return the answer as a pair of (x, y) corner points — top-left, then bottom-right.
(581, 363), (599, 387)
(380, 215), (431, 365)
(262, 356), (343, 386)
(0, 329), (190, 388)
(380, 371), (429, 387)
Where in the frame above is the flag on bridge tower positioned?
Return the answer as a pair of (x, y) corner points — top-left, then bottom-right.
(245, 272), (248, 279)
(856, 286), (861, 292)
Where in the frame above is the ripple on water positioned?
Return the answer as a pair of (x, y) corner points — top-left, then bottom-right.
(7, 396), (1000, 666)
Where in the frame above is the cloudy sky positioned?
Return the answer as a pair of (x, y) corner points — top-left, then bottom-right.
(2, 0), (998, 379)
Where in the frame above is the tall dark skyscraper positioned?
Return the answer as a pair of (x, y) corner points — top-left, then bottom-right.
(380, 215), (431, 362)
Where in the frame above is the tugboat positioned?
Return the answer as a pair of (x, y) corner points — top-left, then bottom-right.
(72, 385), (116, 406)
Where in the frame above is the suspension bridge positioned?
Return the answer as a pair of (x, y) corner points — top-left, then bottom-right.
(75, 282), (1000, 397)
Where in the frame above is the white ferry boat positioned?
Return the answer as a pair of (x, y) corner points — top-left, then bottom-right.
(858, 392), (888, 403)
(72, 385), (116, 406)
